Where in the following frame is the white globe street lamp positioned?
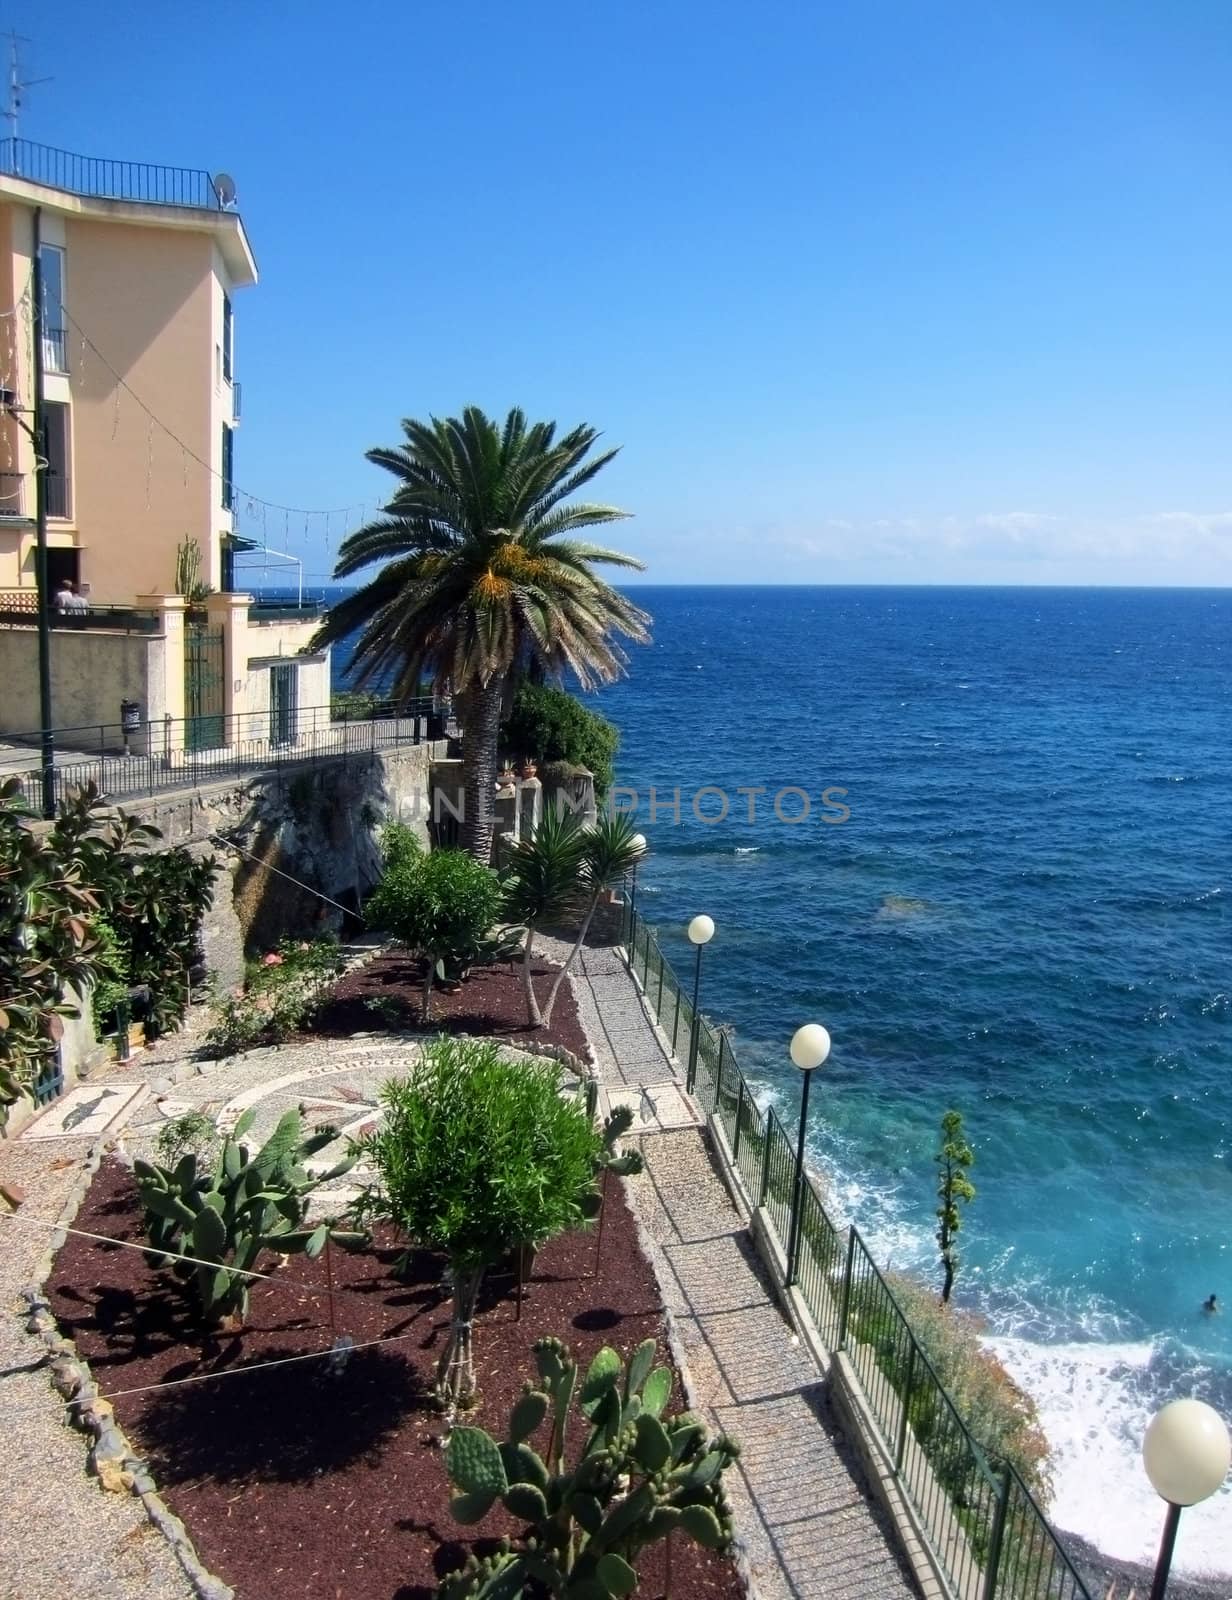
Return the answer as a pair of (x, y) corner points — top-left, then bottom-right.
(684, 915), (715, 1094)
(1142, 1399), (1231, 1600)
(785, 1023), (831, 1285)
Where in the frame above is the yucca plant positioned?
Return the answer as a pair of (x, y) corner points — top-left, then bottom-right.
(311, 406), (651, 863)
(503, 806), (589, 1027)
(540, 813), (645, 1027)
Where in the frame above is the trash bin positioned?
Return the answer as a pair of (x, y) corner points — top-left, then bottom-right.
(120, 699), (143, 755)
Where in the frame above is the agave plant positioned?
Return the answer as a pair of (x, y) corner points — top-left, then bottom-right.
(133, 1106), (362, 1328)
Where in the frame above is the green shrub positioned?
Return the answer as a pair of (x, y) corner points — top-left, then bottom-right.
(881, 1274), (1053, 1504)
(0, 780), (211, 1126)
(365, 837), (508, 1020)
(358, 1036), (609, 1405)
(502, 683), (620, 797)
(154, 1108), (220, 1169)
(205, 936), (344, 1057)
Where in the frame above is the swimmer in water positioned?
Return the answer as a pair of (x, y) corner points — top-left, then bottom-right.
(1203, 1294), (1219, 1315)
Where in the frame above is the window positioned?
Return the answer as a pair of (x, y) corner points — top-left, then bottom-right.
(44, 402), (71, 519)
(222, 293), (233, 383)
(38, 244), (67, 373)
(221, 423), (234, 510)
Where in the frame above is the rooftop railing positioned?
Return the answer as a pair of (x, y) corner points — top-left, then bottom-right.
(622, 902), (1094, 1600)
(0, 138), (224, 210)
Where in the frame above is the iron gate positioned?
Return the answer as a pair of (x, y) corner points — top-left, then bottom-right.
(185, 624), (225, 750)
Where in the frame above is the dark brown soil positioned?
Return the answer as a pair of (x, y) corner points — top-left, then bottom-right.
(47, 1161), (743, 1600)
(311, 954), (592, 1062)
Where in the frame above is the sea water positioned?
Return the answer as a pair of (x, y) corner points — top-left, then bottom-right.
(588, 586), (1231, 1575)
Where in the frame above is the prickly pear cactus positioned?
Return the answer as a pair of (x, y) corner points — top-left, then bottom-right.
(439, 1334), (739, 1598)
(133, 1105), (363, 1326)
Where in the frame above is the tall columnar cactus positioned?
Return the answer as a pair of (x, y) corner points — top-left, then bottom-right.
(133, 1106), (362, 1327)
(440, 1335), (739, 1599)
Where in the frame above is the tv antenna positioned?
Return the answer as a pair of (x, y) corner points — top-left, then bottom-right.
(3, 33), (51, 148)
(212, 171), (237, 208)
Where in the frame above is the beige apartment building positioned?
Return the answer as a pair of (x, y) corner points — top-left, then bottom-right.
(0, 138), (326, 750)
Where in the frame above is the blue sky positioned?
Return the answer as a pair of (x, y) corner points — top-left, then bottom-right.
(21, 1), (1232, 585)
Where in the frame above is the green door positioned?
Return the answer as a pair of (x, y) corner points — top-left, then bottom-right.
(185, 625), (225, 750)
(269, 662), (297, 747)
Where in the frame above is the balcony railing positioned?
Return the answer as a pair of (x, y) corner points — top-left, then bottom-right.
(45, 469), (70, 521)
(42, 328), (68, 373)
(0, 598), (163, 634)
(0, 138), (224, 210)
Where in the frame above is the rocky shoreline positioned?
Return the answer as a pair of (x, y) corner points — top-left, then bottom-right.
(1063, 1527), (1232, 1600)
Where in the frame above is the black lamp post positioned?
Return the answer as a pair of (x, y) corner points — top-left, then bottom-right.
(784, 1022), (831, 1287)
(1142, 1398), (1230, 1600)
(684, 914), (714, 1095)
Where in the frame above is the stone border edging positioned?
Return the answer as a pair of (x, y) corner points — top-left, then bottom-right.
(20, 1135), (236, 1600)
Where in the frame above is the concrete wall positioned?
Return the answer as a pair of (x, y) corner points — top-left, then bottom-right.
(0, 625), (163, 736)
(117, 741), (442, 967)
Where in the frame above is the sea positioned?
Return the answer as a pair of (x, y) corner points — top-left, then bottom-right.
(326, 583), (1231, 1573)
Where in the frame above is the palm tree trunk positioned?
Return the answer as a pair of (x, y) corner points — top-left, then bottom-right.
(460, 678), (505, 863)
(541, 891), (599, 1027)
(522, 928), (543, 1027)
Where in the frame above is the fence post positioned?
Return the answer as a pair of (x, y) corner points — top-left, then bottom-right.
(894, 1341), (916, 1473)
(732, 1074), (745, 1164)
(837, 1228), (857, 1349)
(671, 983), (681, 1056)
(656, 948), (665, 1019)
(981, 1466), (1013, 1600)
(759, 1114), (773, 1206)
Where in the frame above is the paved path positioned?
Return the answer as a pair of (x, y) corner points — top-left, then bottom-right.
(560, 941), (920, 1600)
(0, 940), (917, 1600)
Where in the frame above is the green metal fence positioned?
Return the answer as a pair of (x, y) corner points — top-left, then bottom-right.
(620, 900), (1092, 1600)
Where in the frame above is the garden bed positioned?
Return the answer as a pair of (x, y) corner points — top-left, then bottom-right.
(46, 1159), (743, 1600)
(311, 953), (592, 1062)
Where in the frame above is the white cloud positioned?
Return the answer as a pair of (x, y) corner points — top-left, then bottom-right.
(1146, 511), (1232, 538)
(769, 508), (1232, 581)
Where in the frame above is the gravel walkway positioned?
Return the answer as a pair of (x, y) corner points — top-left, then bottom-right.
(0, 1124), (197, 1600)
(558, 940), (920, 1600)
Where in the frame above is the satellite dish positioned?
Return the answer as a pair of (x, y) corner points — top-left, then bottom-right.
(213, 172), (237, 208)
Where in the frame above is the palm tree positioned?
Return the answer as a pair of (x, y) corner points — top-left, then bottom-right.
(313, 407), (650, 861)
